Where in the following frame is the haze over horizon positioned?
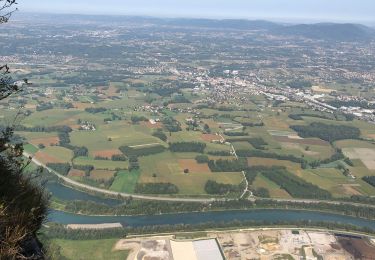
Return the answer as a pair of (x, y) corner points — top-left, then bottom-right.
(20, 0), (375, 25)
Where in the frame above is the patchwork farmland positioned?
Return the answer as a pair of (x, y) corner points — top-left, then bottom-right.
(1, 76), (374, 200)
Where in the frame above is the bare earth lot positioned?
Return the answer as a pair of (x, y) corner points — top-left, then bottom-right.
(92, 149), (122, 158)
(178, 159), (211, 173)
(112, 229), (372, 260)
(343, 148), (375, 170)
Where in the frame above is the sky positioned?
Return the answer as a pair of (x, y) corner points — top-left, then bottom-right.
(19, 0), (375, 24)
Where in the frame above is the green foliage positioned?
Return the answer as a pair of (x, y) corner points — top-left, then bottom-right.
(127, 156), (139, 171)
(59, 132), (70, 146)
(208, 158), (248, 172)
(328, 100), (375, 110)
(1, 41), (48, 258)
(169, 142), (206, 153)
(47, 163), (71, 176)
(161, 117), (181, 132)
(195, 155), (209, 163)
(169, 95), (190, 104)
(224, 131), (248, 136)
(152, 129), (167, 142)
(244, 168), (259, 184)
(237, 149), (304, 164)
(85, 107), (107, 114)
(130, 115), (148, 123)
(204, 180), (240, 195)
(253, 187), (270, 198)
(287, 80), (312, 89)
(290, 122), (360, 142)
(15, 125), (72, 133)
(362, 176), (375, 187)
(248, 137), (268, 149)
(73, 146), (88, 158)
(310, 149), (345, 168)
(135, 183), (179, 194)
(119, 145), (166, 157)
(344, 157), (354, 166)
(111, 154), (127, 161)
(260, 167), (332, 199)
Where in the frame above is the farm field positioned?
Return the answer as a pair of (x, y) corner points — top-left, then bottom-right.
(73, 157), (128, 170)
(48, 239), (128, 260)
(252, 174), (292, 199)
(110, 170), (140, 193)
(138, 152), (243, 195)
(2, 77), (373, 200)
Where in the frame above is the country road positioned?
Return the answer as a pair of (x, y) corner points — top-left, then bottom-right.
(24, 152), (375, 209)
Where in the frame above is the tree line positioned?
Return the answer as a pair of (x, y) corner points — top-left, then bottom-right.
(204, 180), (240, 195)
(135, 183), (179, 194)
(290, 122), (360, 142)
(363, 176), (375, 187)
(169, 142), (206, 153)
(208, 158), (248, 172)
(119, 145), (166, 157)
(84, 107), (107, 114)
(258, 166), (332, 199)
(43, 219), (375, 242)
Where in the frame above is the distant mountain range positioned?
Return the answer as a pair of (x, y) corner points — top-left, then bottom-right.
(163, 19), (375, 42)
(273, 23), (375, 42)
(17, 13), (375, 42)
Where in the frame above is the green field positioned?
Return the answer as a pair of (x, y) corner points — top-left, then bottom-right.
(42, 146), (74, 162)
(3, 76), (375, 200)
(70, 123), (163, 151)
(110, 170), (140, 193)
(252, 174), (292, 199)
(23, 143), (39, 155)
(138, 151), (243, 195)
(298, 168), (359, 197)
(49, 239), (128, 260)
(22, 109), (82, 127)
(74, 157), (128, 170)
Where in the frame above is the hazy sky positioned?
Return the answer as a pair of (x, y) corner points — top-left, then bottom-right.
(19, 0), (375, 23)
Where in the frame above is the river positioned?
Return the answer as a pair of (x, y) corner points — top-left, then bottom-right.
(46, 182), (122, 206)
(47, 181), (375, 229)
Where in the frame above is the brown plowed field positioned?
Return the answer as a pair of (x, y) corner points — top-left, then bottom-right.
(178, 159), (211, 173)
(89, 170), (115, 181)
(34, 151), (64, 164)
(30, 137), (59, 147)
(338, 237), (375, 259)
(68, 169), (86, 178)
(201, 134), (221, 142)
(92, 149), (122, 158)
(72, 102), (94, 110)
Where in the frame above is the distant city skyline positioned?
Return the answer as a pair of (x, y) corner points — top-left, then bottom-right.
(19, 0), (375, 24)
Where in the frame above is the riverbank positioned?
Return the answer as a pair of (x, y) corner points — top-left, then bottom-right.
(33, 153), (375, 209)
(48, 208), (375, 231)
(48, 201), (375, 221)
